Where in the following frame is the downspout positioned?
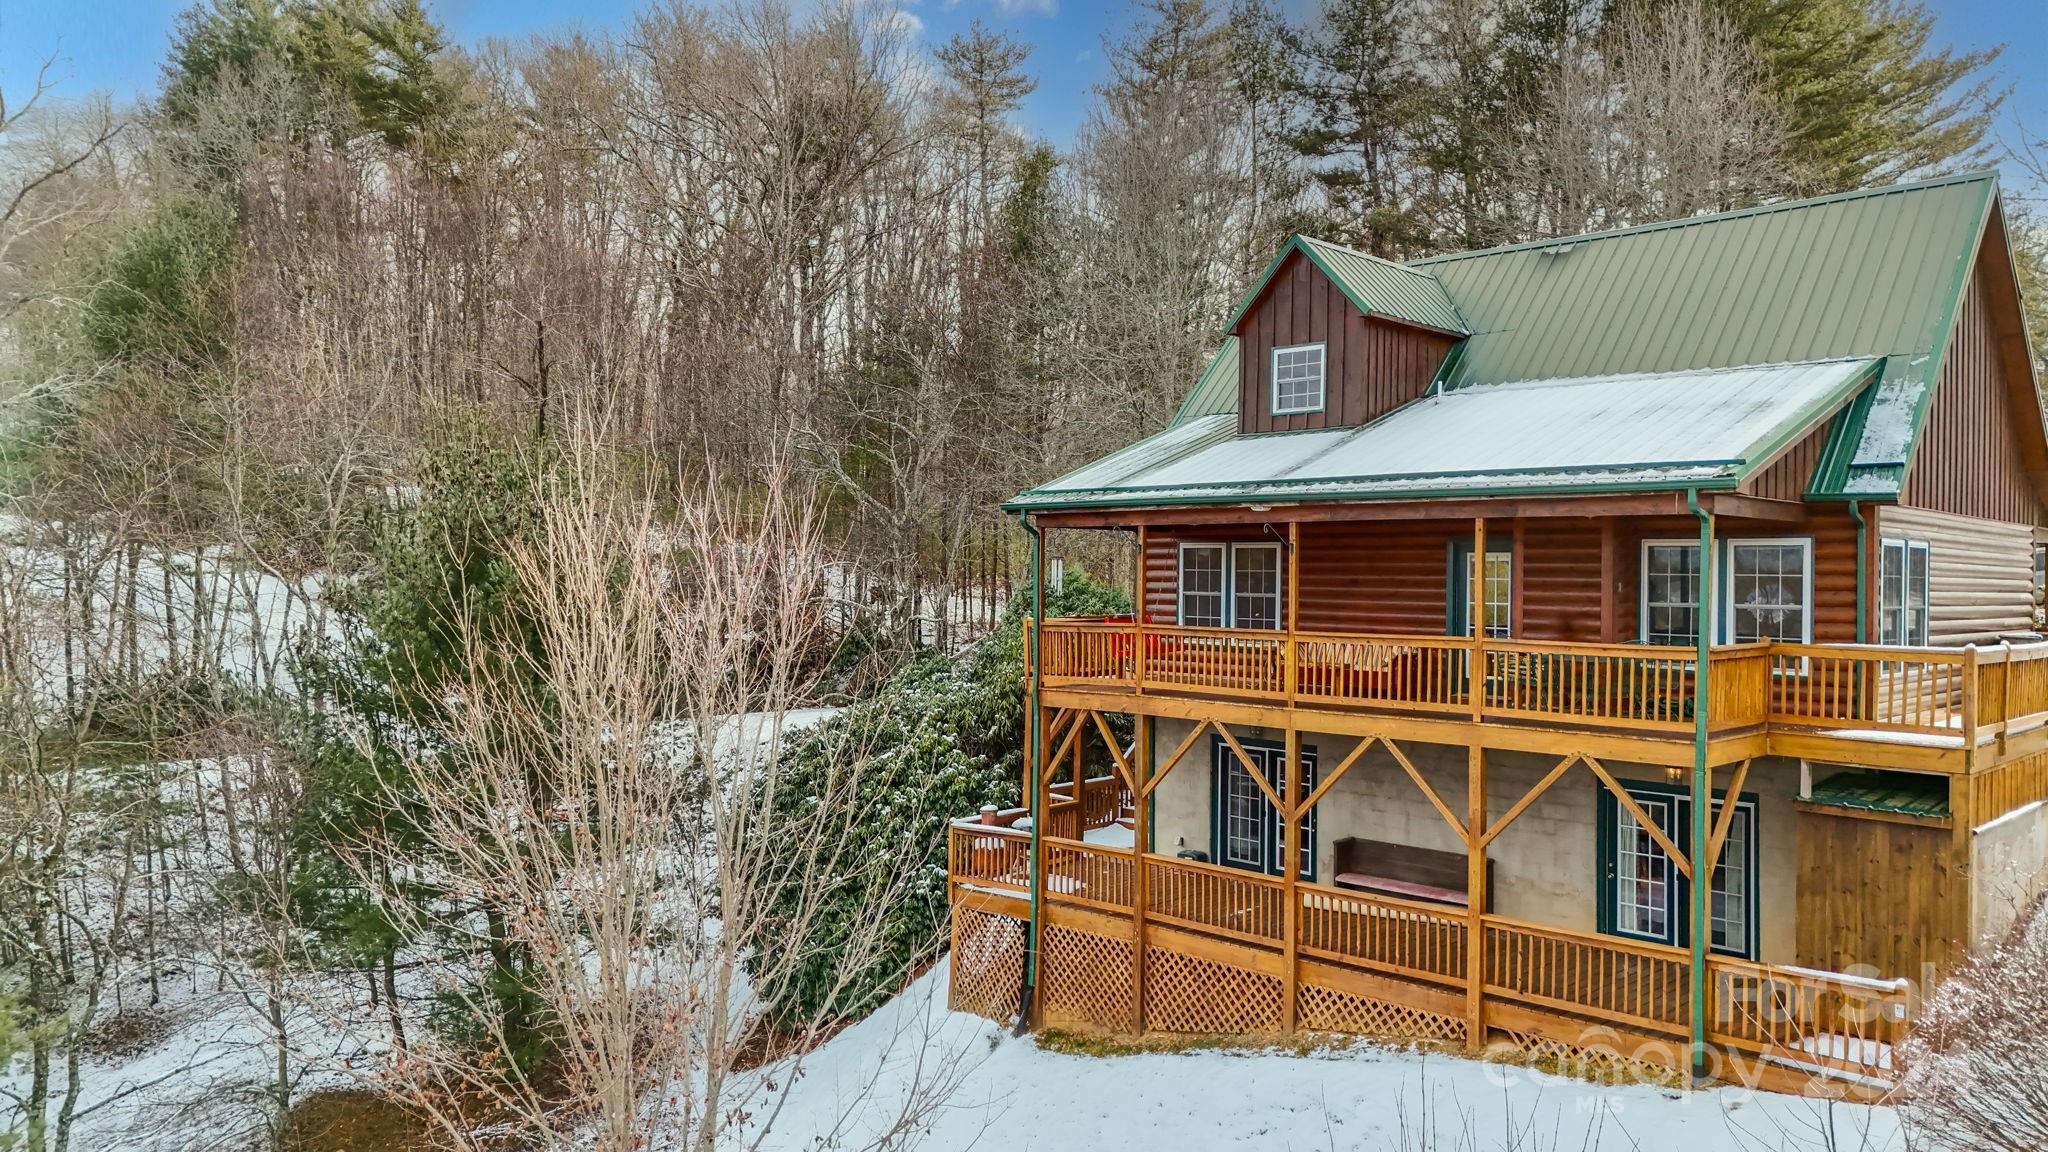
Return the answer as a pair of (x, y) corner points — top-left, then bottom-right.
(1686, 489), (1713, 1085)
(1015, 509), (1044, 1036)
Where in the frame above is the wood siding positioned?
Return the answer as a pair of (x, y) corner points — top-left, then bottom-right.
(1615, 510), (1861, 644)
(1902, 262), (2048, 525)
(1742, 422), (1828, 501)
(1142, 510), (1857, 643)
(1795, 807), (1956, 981)
(1235, 251), (1455, 435)
(1877, 504), (2036, 645)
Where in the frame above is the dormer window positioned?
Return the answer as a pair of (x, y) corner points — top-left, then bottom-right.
(1271, 343), (1326, 415)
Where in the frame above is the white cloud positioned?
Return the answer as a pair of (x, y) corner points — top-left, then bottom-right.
(995, 0), (1058, 15)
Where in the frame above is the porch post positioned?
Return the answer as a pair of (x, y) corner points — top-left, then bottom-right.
(1470, 517), (1486, 721)
(1687, 494), (1714, 1082)
(1134, 525), (1148, 694)
(1286, 522), (1301, 707)
(1283, 724), (1302, 1033)
(1022, 512), (1046, 1032)
(1132, 715), (1151, 1033)
(1465, 743), (1487, 1050)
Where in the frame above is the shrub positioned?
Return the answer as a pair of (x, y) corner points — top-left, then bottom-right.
(746, 571), (1129, 1026)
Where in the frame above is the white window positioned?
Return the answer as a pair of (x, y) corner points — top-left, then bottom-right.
(1880, 538), (1931, 646)
(1177, 544), (1226, 628)
(1724, 539), (1812, 644)
(1232, 543), (1282, 629)
(1271, 343), (1326, 415)
(1176, 542), (1283, 629)
(1640, 541), (1702, 646)
(1614, 795), (1675, 942)
(1709, 801), (1755, 957)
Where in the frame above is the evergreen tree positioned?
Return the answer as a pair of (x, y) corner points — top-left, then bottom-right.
(1280, 0), (1427, 255)
(1715, 0), (2001, 189)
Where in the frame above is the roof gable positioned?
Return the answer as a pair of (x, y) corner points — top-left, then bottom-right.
(1225, 235), (1468, 337)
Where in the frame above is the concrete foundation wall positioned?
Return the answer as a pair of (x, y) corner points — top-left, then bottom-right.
(1974, 801), (2048, 948)
(1147, 717), (1800, 964)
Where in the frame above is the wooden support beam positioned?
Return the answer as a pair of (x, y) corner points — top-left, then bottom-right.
(1090, 710), (1136, 794)
(1132, 716), (1151, 1033)
(1214, 723), (1286, 814)
(1140, 719), (1212, 799)
(1471, 517), (1487, 723)
(1704, 758), (1752, 872)
(1043, 710), (1088, 785)
(1032, 491), (1696, 530)
(1134, 525), (1149, 695)
(1282, 725), (1302, 1033)
(1383, 738), (1469, 841)
(1298, 735), (1378, 815)
(1465, 743), (1487, 1050)
(1481, 752), (1584, 847)
(1598, 518), (1616, 643)
(1705, 494), (1806, 523)
(1286, 522), (1301, 707)
(1585, 755), (1693, 879)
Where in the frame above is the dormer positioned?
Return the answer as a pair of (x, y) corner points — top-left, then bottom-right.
(1227, 236), (1468, 435)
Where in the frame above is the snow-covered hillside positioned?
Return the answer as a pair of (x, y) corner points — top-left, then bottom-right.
(749, 968), (1906, 1152)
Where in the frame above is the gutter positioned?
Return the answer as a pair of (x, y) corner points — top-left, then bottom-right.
(1015, 509), (1044, 1036)
(1687, 488), (1713, 1085)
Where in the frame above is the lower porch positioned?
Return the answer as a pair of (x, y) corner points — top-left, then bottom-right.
(947, 719), (1932, 1094)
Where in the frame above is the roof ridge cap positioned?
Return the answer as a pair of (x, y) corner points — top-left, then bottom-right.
(1298, 233), (1447, 282)
(1442, 355), (1878, 392)
(1409, 171), (2000, 268)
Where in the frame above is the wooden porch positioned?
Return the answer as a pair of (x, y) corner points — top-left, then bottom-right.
(948, 784), (1916, 1092)
(1027, 615), (2048, 772)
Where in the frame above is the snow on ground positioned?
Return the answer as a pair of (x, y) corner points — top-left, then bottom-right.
(747, 968), (1906, 1152)
(1083, 823), (1135, 849)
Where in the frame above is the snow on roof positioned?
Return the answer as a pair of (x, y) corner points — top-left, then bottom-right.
(1011, 358), (1879, 511)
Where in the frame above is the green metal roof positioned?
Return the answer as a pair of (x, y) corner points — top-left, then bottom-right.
(1173, 335), (1240, 424)
(1009, 359), (1876, 512)
(1805, 770), (1950, 819)
(1225, 234), (1470, 337)
(1411, 172), (2000, 499)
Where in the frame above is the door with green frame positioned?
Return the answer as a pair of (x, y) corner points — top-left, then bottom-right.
(1595, 781), (1760, 960)
(1211, 737), (1317, 880)
(1447, 538), (1513, 638)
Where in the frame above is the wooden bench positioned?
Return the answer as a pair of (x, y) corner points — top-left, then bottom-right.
(1331, 837), (1490, 911)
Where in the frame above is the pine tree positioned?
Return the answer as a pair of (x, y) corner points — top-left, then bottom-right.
(1280, 0), (1427, 255)
(1715, 0), (2001, 189)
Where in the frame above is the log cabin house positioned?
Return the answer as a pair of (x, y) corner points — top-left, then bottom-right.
(945, 172), (2048, 1095)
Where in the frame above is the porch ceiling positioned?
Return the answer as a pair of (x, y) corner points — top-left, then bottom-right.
(1010, 357), (1880, 512)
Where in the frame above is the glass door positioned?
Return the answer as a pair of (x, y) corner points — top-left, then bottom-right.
(1212, 738), (1316, 880)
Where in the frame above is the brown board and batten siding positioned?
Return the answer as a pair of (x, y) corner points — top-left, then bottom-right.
(1877, 505), (2035, 645)
(1234, 251), (1456, 435)
(1795, 807), (1957, 982)
(1901, 262), (2048, 526)
(1742, 422), (1829, 503)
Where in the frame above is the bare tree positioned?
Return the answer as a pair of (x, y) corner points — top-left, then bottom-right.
(1519, 0), (1801, 237)
(354, 420), (965, 1152)
(1901, 895), (2048, 1151)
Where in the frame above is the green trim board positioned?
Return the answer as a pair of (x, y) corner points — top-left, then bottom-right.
(1804, 770), (1949, 819)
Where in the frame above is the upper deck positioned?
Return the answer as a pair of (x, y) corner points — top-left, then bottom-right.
(1027, 615), (2048, 774)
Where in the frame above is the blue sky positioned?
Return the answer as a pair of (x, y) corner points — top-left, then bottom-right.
(3, 0), (2045, 166)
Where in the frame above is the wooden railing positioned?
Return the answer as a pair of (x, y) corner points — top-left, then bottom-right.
(1295, 631), (1471, 713)
(1031, 618), (2048, 746)
(1709, 959), (1912, 1081)
(1143, 852), (1285, 943)
(1298, 882), (1467, 985)
(1046, 773), (1129, 839)
(1767, 645), (1968, 735)
(948, 823), (1029, 891)
(1045, 837), (1135, 911)
(1482, 915), (1692, 1034)
(952, 843), (1913, 1087)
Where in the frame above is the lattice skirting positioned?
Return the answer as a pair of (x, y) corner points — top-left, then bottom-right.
(950, 904), (1026, 1023)
(1040, 923), (1136, 1034)
(1298, 979), (1467, 1045)
(1489, 1027), (1684, 1085)
(1145, 947), (1284, 1035)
